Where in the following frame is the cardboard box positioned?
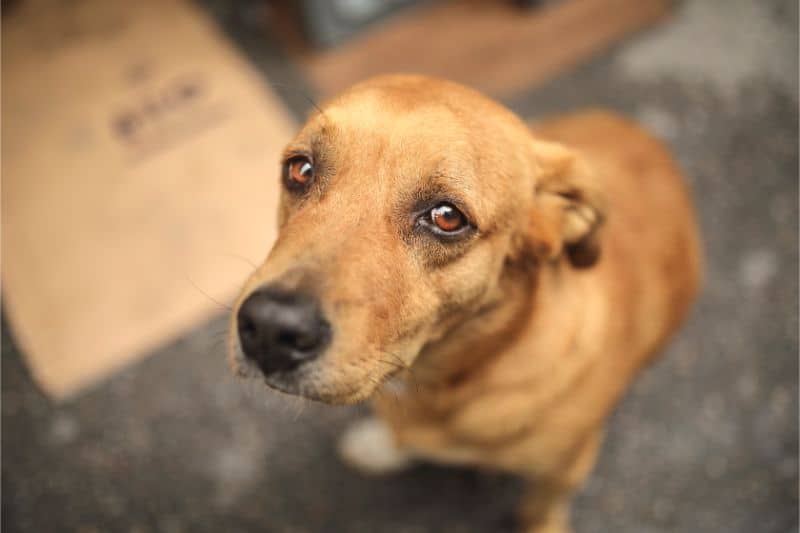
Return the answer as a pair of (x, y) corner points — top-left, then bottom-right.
(2, 0), (296, 400)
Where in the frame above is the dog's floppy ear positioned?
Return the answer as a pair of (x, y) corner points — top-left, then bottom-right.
(523, 139), (606, 268)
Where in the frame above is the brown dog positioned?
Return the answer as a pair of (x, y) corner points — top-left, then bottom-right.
(228, 74), (701, 532)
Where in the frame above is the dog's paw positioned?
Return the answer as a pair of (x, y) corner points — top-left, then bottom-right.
(338, 418), (413, 475)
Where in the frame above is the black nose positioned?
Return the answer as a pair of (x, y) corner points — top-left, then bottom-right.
(237, 287), (331, 375)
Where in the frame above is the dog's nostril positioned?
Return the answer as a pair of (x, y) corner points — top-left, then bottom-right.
(278, 329), (319, 351)
(277, 330), (301, 350)
(239, 315), (256, 340)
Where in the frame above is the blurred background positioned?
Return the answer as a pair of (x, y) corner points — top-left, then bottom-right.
(2, 0), (798, 532)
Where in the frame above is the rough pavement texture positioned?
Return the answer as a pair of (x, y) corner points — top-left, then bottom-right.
(3, 1), (798, 532)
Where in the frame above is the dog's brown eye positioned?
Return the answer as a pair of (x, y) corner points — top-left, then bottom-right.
(430, 203), (466, 233)
(284, 156), (314, 190)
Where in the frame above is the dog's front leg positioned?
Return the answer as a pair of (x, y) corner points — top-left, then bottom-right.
(338, 417), (414, 475)
(517, 431), (603, 533)
(338, 415), (483, 474)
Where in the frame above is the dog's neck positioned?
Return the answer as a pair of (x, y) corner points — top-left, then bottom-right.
(410, 260), (567, 390)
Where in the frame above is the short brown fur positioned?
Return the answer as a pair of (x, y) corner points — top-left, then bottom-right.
(228, 75), (702, 532)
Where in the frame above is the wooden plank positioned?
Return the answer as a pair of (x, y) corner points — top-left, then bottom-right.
(278, 0), (672, 99)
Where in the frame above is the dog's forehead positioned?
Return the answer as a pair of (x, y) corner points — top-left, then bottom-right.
(322, 91), (469, 150)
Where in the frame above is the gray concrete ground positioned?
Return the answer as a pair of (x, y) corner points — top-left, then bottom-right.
(3, 1), (798, 531)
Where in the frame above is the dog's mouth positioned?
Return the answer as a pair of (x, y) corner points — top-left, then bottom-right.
(229, 339), (407, 405)
(263, 366), (399, 405)
(262, 369), (329, 402)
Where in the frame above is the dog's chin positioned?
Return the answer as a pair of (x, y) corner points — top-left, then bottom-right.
(243, 358), (398, 405)
(261, 372), (383, 405)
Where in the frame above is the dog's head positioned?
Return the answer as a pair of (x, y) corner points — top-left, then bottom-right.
(228, 75), (604, 403)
